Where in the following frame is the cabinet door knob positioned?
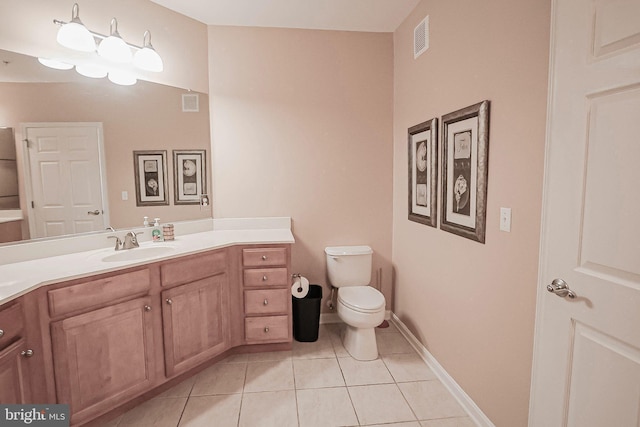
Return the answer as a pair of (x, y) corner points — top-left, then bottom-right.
(144, 305), (152, 312)
(21, 349), (34, 358)
(264, 327), (269, 333)
(0, 329), (4, 338)
(262, 255), (267, 260)
(263, 299), (268, 306)
(262, 275), (268, 281)
(166, 298), (173, 305)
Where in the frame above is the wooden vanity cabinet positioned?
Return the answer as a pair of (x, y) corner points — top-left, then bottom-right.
(48, 268), (157, 426)
(160, 249), (230, 377)
(0, 300), (33, 403)
(241, 246), (292, 344)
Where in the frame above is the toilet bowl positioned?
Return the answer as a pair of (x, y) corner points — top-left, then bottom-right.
(325, 245), (386, 361)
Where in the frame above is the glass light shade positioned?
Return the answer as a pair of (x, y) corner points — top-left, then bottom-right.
(133, 47), (163, 72)
(75, 64), (107, 78)
(108, 70), (137, 86)
(98, 36), (132, 63)
(38, 58), (74, 70)
(56, 22), (96, 52)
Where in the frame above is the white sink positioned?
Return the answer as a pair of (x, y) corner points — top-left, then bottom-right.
(99, 245), (176, 263)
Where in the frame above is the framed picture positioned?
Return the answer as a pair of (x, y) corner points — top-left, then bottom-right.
(173, 150), (206, 205)
(408, 118), (438, 227)
(440, 100), (490, 243)
(133, 150), (169, 206)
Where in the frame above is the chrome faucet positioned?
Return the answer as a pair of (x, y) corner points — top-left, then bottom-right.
(107, 231), (143, 251)
(123, 231), (143, 249)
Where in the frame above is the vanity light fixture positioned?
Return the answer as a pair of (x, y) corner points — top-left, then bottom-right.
(108, 70), (137, 86)
(75, 63), (108, 79)
(46, 4), (165, 85)
(37, 58), (74, 70)
(133, 31), (164, 72)
(97, 18), (133, 63)
(55, 3), (96, 52)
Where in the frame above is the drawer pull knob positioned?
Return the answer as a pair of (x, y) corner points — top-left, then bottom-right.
(21, 349), (34, 358)
(264, 327), (269, 333)
(262, 255), (267, 260)
(0, 329), (3, 338)
(166, 298), (173, 305)
(263, 299), (268, 305)
(262, 275), (268, 281)
(144, 305), (152, 312)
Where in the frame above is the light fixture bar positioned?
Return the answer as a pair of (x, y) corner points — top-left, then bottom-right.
(53, 19), (145, 51)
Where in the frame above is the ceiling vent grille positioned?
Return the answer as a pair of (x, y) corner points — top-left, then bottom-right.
(182, 93), (199, 112)
(414, 16), (429, 59)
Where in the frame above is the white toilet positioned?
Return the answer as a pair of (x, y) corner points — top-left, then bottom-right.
(325, 245), (386, 361)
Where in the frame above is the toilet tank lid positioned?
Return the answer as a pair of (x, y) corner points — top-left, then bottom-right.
(325, 245), (373, 256)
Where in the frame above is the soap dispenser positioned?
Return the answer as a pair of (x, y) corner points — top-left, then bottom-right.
(151, 218), (164, 242)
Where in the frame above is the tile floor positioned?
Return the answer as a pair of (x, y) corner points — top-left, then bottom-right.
(99, 323), (476, 427)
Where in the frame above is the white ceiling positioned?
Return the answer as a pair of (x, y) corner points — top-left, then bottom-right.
(150, 0), (420, 33)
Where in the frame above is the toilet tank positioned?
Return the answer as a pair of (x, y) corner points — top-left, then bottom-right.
(325, 245), (373, 287)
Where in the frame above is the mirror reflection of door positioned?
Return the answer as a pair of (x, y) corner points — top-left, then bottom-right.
(23, 123), (109, 238)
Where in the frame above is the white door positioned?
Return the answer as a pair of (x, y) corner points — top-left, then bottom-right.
(529, 0), (640, 426)
(23, 123), (109, 238)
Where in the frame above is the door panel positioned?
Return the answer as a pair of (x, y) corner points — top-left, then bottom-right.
(51, 297), (156, 424)
(162, 274), (229, 377)
(24, 124), (107, 238)
(530, 0), (640, 425)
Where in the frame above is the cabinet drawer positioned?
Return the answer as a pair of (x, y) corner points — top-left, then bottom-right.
(162, 250), (227, 287)
(243, 268), (288, 288)
(0, 302), (24, 349)
(244, 289), (289, 315)
(243, 248), (287, 267)
(244, 315), (290, 343)
(48, 269), (150, 317)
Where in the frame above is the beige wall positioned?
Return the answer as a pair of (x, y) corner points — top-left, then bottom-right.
(0, 0), (208, 93)
(393, 1), (550, 425)
(209, 26), (394, 310)
(0, 81), (211, 236)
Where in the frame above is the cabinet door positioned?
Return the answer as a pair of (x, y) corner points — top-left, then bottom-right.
(162, 274), (229, 376)
(0, 339), (31, 403)
(51, 297), (156, 425)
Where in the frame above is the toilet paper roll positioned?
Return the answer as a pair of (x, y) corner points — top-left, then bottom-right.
(291, 276), (309, 298)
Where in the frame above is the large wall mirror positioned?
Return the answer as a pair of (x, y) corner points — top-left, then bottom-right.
(0, 49), (212, 246)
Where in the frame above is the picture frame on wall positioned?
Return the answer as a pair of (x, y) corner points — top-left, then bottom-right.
(408, 118), (438, 227)
(133, 150), (169, 206)
(440, 100), (490, 243)
(173, 149), (206, 205)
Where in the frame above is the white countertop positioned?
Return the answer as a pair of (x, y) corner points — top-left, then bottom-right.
(0, 219), (294, 306)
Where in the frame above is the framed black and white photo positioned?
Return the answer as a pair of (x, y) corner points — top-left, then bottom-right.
(408, 118), (438, 227)
(173, 150), (206, 205)
(133, 150), (169, 206)
(441, 100), (490, 243)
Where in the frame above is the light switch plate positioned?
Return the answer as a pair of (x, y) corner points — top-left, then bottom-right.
(121, 191), (128, 201)
(500, 207), (511, 232)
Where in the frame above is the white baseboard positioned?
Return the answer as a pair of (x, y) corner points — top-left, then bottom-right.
(391, 313), (495, 427)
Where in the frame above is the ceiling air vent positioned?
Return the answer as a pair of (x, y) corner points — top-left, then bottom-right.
(182, 93), (199, 112)
(414, 16), (429, 59)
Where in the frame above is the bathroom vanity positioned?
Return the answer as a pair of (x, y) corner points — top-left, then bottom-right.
(0, 219), (293, 426)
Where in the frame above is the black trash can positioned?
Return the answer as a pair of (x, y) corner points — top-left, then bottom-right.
(292, 284), (323, 342)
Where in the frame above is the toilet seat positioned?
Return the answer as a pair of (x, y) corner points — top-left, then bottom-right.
(338, 287), (385, 313)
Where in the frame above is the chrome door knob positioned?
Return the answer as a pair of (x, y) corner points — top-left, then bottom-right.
(144, 305), (152, 311)
(262, 255), (267, 260)
(0, 329), (4, 338)
(547, 278), (576, 299)
(166, 298), (173, 305)
(264, 327), (269, 333)
(21, 349), (34, 358)
(263, 299), (268, 306)
(262, 275), (268, 281)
